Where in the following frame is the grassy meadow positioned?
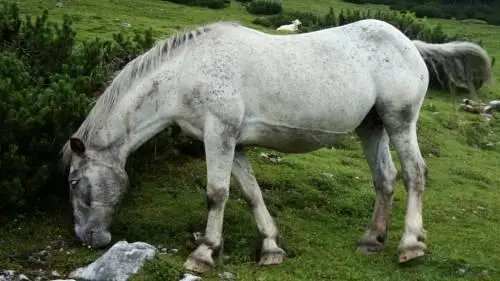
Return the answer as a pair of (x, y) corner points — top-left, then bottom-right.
(1, 0), (500, 280)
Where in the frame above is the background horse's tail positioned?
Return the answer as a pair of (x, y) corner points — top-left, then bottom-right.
(412, 40), (493, 98)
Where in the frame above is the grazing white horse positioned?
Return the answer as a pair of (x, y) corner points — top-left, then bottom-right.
(277, 19), (301, 32)
(61, 20), (492, 273)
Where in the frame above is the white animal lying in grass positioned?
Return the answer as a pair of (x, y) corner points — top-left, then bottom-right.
(461, 99), (500, 115)
(276, 19), (301, 32)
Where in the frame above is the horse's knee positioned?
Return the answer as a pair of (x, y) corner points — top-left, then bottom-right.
(206, 185), (229, 210)
(374, 168), (397, 196)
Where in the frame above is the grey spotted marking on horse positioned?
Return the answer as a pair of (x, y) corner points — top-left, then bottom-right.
(61, 19), (492, 273)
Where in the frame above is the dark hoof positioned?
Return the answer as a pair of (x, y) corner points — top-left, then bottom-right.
(356, 234), (387, 254)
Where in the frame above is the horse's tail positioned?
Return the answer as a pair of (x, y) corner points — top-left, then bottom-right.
(412, 40), (493, 98)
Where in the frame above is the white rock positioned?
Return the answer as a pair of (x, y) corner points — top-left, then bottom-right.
(68, 241), (156, 281)
(218, 272), (234, 280)
(180, 273), (202, 281)
(18, 274), (30, 281)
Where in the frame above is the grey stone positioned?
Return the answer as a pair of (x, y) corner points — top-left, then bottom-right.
(218, 272), (234, 280)
(179, 273), (202, 281)
(0, 270), (15, 281)
(0, 271), (32, 281)
(18, 274), (30, 281)
(68, 241), (156, 281)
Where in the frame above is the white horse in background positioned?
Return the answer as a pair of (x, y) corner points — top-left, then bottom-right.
(61, 20), (492, 274)
(277, 19), (302, 32)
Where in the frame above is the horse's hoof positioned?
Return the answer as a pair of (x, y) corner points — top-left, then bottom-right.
(356, 242), (386, 255)
(399, 249), (425, 263)
(259, 248), (286, 266)
(398, 242), (427, 263)
(183, 255), (214, 273)
(356, 234), (387, 254)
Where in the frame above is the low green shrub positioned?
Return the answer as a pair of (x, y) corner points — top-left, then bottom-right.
(162, 0), (230, 9)
(343, 0), (500, 26)
(0, 2), (187, 212)
(252, 11), (321, 32)
(254, 8), (462, 43)
(246, 0), (283, 15)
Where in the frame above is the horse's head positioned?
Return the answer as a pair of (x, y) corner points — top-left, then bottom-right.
(293, 19), (302, 26)
(67, 138), (128, 248)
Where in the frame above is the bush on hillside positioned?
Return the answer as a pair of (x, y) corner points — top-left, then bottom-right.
(246, 0), (283, 15)
(0, 2), (189, 212)
(343, 0), (500, 26)
(253, 10), (322, 32)
(253, 8), (463, 43)
(162, 0), (230, 9)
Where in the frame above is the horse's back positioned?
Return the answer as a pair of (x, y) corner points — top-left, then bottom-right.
(173, 20), (429, 152)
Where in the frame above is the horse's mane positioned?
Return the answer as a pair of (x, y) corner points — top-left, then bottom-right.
(61, 21), (241, 168)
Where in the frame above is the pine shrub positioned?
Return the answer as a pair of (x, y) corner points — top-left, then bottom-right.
(253, 7), (465, 43)
(246, 0), (283, 15)
(162, 0), (230, 9)
(343, 0), (500, 26)
(0, 2), (182, 212)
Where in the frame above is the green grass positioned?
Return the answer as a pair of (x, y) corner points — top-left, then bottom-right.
(1, 0), (500, 280)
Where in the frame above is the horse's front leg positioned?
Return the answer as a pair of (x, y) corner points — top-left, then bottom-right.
(184, 116), (237, 273)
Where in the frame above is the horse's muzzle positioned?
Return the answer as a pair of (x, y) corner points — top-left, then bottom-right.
(75, 225), (112, 248)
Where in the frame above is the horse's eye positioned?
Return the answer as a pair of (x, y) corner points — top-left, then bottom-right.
(70, 179), (79, 187)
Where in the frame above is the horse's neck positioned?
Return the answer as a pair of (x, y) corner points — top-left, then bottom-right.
(93, 79), (173, 164)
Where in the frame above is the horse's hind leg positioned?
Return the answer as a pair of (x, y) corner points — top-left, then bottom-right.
(184, 115), (237, 273)
(381, 103), (428, 263)
(231, 147), (286, 266)
(355, 108), (397, 253)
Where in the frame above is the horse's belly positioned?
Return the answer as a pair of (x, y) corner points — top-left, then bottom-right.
(238, 120), (351, 153)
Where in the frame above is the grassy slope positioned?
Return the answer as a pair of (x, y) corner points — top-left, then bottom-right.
(1, 0), (500, 280)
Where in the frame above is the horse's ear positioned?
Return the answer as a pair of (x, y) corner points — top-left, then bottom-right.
(70, 138), (86, 156)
